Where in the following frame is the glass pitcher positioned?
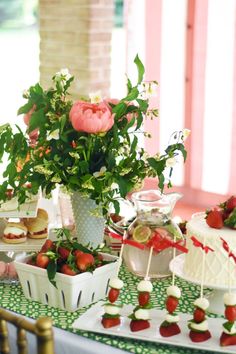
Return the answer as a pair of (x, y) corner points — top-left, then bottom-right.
(122, 189), (183, 278)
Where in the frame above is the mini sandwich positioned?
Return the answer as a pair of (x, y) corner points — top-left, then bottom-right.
(24, 208), (48, 239)
(3, 222), (27, 244)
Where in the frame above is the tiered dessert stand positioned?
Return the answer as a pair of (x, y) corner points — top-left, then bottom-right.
(0, 195), (44, 284)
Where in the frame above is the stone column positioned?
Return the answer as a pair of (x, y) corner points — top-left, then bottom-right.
(39, 0), (114, 98)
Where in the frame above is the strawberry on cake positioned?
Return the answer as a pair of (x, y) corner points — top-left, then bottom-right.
(184, 196), (236, 287)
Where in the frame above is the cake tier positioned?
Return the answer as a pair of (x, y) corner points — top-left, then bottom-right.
(184, 213), (236, 287)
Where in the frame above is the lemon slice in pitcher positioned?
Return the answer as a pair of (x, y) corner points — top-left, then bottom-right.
(133, 225), (152, 243)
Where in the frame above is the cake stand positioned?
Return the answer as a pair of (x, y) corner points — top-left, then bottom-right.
(169, 254), (236, 315)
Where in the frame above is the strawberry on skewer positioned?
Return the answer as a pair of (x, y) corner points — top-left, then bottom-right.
(159, 285), (181, 337)
(219, 240), (236, 345)
(101, 277), (124, 328)
(129, 279), (153, 332)
(220, 292), (236, 346)
(188, 298), (211, 342)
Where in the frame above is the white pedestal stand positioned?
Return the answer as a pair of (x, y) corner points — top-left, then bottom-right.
(169, 254), (236, 315)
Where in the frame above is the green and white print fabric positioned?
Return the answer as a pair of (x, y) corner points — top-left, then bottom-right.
(0, 267), (214, 354)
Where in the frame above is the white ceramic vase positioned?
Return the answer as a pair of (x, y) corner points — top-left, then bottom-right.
(70, 192), (105, 248)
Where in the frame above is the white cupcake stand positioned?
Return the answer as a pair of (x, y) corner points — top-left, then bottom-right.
(170, 254), (235, 315)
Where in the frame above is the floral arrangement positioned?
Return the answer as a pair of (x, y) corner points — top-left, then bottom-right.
(0, 55), (188, 214)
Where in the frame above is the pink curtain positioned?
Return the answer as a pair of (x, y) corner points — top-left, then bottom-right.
(125, 0), (236, 208)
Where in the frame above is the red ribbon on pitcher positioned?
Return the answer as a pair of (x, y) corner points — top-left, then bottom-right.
(108, 231), (145, 250)
(146, 232), (188, 253)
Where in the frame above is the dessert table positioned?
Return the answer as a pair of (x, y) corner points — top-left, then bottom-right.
(0, 266), (216, 354)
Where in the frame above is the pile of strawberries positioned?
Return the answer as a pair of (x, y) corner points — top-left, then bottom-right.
(206, 196), (236, 229)
(27, 229), (110, 285)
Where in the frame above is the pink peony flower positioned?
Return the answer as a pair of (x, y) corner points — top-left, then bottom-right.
(23, 104), (39, 142)
(69, 101), (114, 134)
(105, 98), (137, 125)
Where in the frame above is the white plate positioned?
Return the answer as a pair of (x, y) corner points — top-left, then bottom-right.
(72, 301), (236, 353)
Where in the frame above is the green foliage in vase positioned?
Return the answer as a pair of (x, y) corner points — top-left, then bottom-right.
(0, 55), (188, 215)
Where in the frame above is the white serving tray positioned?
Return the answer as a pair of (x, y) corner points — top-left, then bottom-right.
(0, 237), (45, 252)
(0, 197), (39, 218)
(72, 302), (235, 353)
(14, 253), (119, 312)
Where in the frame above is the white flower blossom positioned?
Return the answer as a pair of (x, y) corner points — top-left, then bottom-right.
(47, 129), (60, 141)
(182, 128), (191, 141)
(93, 166), (107, 178)
(89, 91), (102, 104)
(140, 81), (158, 99)
(55, 68), (72, 81)
(166, 157), (177, 168)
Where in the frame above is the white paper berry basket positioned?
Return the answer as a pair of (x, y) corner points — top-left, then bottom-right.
(14, 253), (118, 312)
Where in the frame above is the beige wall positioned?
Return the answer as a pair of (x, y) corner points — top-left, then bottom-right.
(39, 0), (114, 98)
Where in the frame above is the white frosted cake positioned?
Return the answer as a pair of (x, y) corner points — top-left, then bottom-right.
(184, 213), (236, 287)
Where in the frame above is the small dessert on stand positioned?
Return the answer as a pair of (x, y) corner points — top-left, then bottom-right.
(129, 279), (153, 332)
(187, 235), (213, 342)
(159, 285), (181, 337)
(101, 230), (144, 329)
(102, 277), (124, 328)
(219, 237), (236, 346)
(159, 227), (187, 337)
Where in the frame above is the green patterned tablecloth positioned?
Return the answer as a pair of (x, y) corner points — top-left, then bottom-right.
(0, 266), (218, 354)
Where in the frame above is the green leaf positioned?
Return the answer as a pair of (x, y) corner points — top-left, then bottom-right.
(224, 209), (236, 228)
(147, 158), (166, 175)
(123, 87), (139, 102)
(116, 177), (128, 198)
(126, 77), (132, 93)
(102, 313), (120, 319)
(165, 143), (187, 162)
(112, 102), (127, 119)
(112, 199), (120, 215)
(47, 261), (57, 288)
(73, 242), (93, 254)
(136, 98), (149, 112)
(158, 173), (165, 191)
(0, 123), (10, 133)
(28, 108), (47, 133)
(134, 54), (145, 84)
(223, 321), (235, 332)
(17, 101), (34, 115)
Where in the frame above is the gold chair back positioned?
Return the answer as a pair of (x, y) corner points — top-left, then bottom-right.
(0, 308), (55, 354)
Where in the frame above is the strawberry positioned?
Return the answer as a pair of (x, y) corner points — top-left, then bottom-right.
(60, 264), (77, 276)
(138, 292), (150, 307)
(36, 253), (50, 268)
(27, 258), (36, 266)
(76, 253), (95, 271)
(193, 308), (205, 323)
(108, 288), (120, 303)
(101, 317), (120, 328)
(206, 209), (223, 229)
(73, 250), (84, 258)
(159, 323), (181, 337)
(40, 239), (54, 253)
(189, 330), (211, 342)
(130, 319), (150, 332)
(226, 196), (236, 211)
(220, 332), (236, 346)
(97, 254), (104, 262)
(166, 296), (179, 314)
(58, 246), (70, 260)
(225, 306), (236, 322)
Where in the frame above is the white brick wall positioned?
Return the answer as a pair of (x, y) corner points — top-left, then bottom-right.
(39, 0), (114, 98)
